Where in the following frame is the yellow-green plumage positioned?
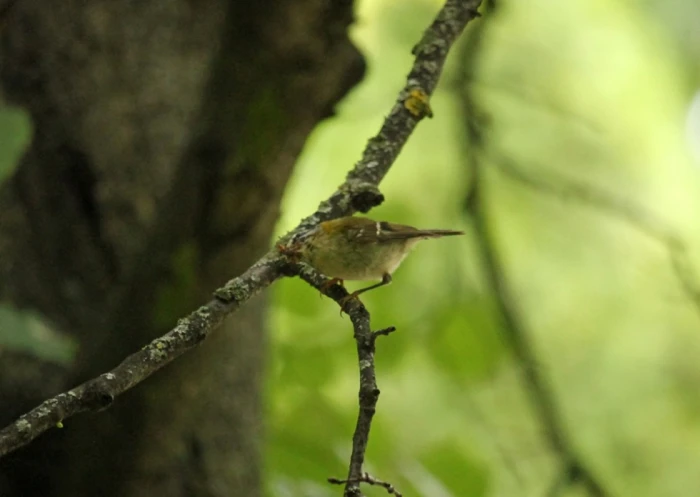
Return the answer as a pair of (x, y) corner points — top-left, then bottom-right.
(299, 216), (463, 283)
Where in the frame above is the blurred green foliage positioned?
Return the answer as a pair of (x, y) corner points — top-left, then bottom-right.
(0, 104), (65, 364)
(266, 0), (700, 496)
(0, 104), (31, 185)
(0, 305), (77, 366)
(152, 242), (200, 329)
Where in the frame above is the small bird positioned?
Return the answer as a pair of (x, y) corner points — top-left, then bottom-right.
(290, 216), (464, 300)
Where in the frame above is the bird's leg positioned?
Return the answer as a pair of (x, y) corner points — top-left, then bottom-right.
(338, 273), (392, 311)
(352, 273), (392, 297)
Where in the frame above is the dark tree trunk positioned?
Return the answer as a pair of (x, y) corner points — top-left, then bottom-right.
(0, 1), (363, 495)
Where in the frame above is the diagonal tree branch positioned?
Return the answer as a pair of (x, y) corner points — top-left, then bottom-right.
(459, 6), (699, 497)
(457, 2), (609, 495)
(466, 140), (611, 497)
(489, 153), (700, 321)
(468, 182), (609, 497)
(0, 0), (483, 473)
(479, 153), (699, 497)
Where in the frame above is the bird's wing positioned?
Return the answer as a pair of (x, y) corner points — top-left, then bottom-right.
(350, 221), (420, 243)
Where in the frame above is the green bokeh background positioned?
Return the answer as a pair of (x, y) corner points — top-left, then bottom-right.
(267, 0), (700, 496)
(2, 0), (700, 495)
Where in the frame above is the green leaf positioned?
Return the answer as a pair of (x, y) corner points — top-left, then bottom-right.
(0, 105), (32, 184)
(0, 304), (77, 365)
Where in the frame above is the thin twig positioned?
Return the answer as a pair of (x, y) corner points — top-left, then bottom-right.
(344, 309), (378, 497)
(457, 1), (608, 495)
(469, 189), (607, 497)
(480, 151), (699, 497)
(329, 472), (403, 497)
(491, 152), (700, 319)
(295, 266), (386, 497)
(372, 326), (397, 341)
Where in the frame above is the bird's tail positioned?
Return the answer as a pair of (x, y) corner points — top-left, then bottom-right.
(379, 229), (464, 241)
(416, 229), (464, 239)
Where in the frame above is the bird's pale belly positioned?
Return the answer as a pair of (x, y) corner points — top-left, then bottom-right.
(308, 242), (412, 281)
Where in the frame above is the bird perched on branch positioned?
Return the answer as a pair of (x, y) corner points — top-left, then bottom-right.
(284, 216), (464, 302)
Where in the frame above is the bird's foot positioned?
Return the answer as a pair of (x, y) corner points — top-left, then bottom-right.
(338, 291), (363, 316)
(276, 241), (302, 262)
(318, 277), (344, 298)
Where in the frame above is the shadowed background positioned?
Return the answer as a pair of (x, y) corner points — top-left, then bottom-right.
(1, 0), (700, 496)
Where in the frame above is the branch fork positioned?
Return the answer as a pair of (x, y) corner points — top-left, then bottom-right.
(0, 6), (483, 497)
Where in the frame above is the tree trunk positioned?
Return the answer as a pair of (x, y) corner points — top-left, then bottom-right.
(0, 1), (363, 496)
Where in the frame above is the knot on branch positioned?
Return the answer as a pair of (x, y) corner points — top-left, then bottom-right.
(341, 181), (384, 213)
(352, 190), (384, 213)
(82, 384), (115, 411)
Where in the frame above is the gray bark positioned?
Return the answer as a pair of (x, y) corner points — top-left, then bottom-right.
(0, 1), (363, 495)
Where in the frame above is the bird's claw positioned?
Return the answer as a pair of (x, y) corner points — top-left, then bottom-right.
(276, 241), (302, 262)
(319, 278), (344, 298)
(338, 292), (362, 316)
(275, 242), (296, 255)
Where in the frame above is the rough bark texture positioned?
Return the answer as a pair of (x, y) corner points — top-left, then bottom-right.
(0, 0), (363, 496)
